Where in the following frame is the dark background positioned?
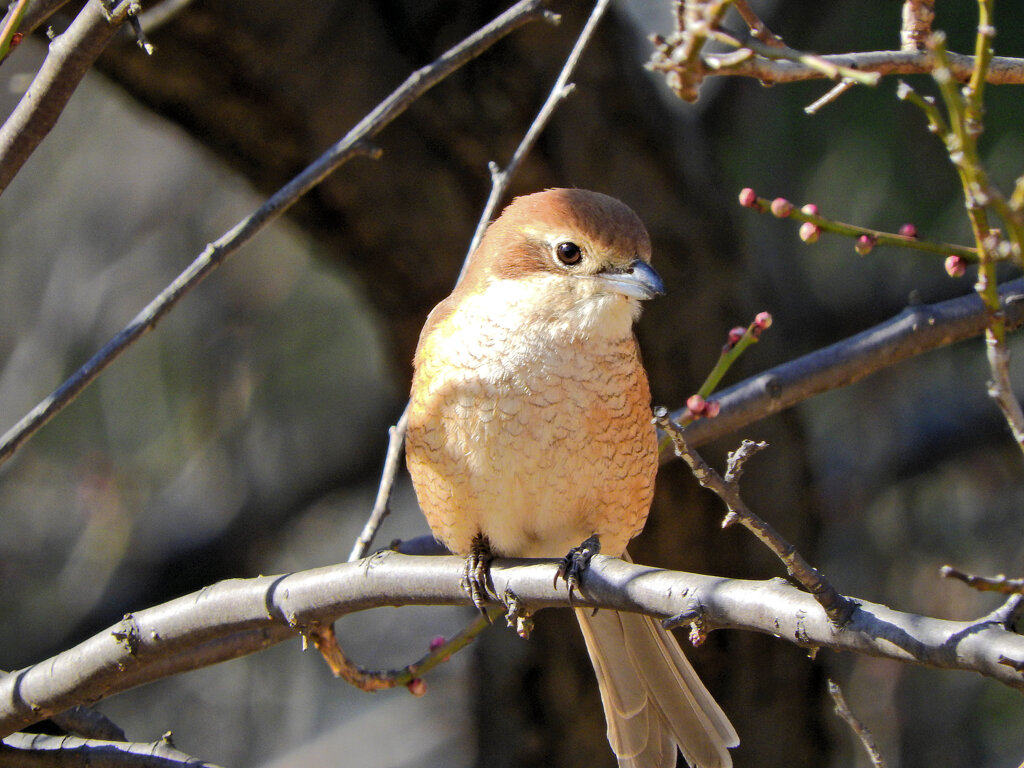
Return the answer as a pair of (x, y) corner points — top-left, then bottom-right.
(0, 1), (1021, 765)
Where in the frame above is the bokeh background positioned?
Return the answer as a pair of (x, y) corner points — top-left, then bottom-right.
(0, 1), (1022, 766)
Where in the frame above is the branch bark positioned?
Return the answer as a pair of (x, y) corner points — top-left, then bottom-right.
(672, 278), (1024, 451)
(699, 49), (1024, 86)
(0, 732), (224, 767)
(0, 553), (1021, 739)
(0, 0), (138, 195)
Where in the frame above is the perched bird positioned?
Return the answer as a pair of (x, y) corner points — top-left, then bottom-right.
(406, 188), (738, 767)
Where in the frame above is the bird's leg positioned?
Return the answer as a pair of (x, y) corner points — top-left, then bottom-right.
(555, 534), (601, 600)
(462, 533), (496, 614)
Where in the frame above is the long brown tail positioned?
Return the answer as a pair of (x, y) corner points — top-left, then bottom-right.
(576, 607), (738, 768)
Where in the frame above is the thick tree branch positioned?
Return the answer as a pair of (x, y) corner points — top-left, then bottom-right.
(0, 0), (138, 194)
(0, 732), (223, 767)
(0, 553), (1021, 739)
(0, 0), (554, 470)
(671, 278), (1024, 451)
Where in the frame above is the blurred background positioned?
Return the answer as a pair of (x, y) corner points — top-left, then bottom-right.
(0, 1), (1022, 766)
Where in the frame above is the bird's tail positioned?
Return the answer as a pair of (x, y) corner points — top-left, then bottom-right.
(575, 607), (738, 768)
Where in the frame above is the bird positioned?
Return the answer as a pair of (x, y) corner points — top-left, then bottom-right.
(405, 188), (738, 768)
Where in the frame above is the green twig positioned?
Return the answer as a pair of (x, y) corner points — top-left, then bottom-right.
(743, 191), (979, 261)
(0, 0), (28, 61)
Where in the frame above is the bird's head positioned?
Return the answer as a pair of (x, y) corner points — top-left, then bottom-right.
(459, 189), (663, 339)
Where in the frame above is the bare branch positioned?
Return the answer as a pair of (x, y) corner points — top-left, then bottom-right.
(0, 0), (554, 470)
(0, 0), (138, 194)
(941, 565), (1024, 595)
(671, 278), (1024, 451)
(693, 49), (1024, 87)
(0, 553), (1021, 738)
(0, 732), (223, 767)
(655, 415), (855, 625)
(828, 680), (887, 768)
(348, 404), (410, 562)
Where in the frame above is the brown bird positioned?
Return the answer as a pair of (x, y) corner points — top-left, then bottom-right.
(406, 188), (738, 768)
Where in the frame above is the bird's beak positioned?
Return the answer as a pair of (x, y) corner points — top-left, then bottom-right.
(597, 259), (665, 300)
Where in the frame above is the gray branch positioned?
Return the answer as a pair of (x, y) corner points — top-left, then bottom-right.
(703, 49), (1024, 85)
(0, 732), (224, 767)
(0, 553), (1020, 739)
(675, 277), (1024, 450)
(0, 0), (137, 194)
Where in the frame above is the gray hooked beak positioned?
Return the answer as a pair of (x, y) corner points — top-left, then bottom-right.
(597, 259), (665, 300)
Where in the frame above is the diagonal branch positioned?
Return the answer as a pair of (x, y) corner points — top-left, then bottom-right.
(0, 553), (1021, 739)
(0, 0), (554, 470)
(0, 0), (138, 194)
(670, 278), (1024, 452)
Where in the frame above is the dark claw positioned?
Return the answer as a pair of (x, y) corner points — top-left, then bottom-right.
(462, 534), (496, 616)
(555, 534), (601, 601)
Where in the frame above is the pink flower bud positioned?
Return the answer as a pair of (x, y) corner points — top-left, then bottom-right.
(407, 678), (427, 697)
(855, 235), (875, 255)
(770, 198), (793, 218)
(738, 188), (759, 208)
(799, 222), (820, 243)
(726, 326), (746, 348)
(754, 311), (773, 330)
(704, 400), (721, 419)
(800, 203), (819, 216)
(945, 255), (967, 277)
(686, 394), (706, 415)
(429, 636), (446, 652)
(899, 223), (918, 239)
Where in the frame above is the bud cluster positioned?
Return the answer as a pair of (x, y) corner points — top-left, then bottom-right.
(686, 394), (720, 420)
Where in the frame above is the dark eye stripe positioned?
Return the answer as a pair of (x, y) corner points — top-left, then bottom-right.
(556, 241), (582, 265)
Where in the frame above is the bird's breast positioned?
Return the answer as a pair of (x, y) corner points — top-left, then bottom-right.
(407, 277), (657, 558)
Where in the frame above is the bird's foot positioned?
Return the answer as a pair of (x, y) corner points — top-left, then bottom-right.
(462, 534), (496, 616)
(501, 588), (534, 639)
(555, 534), (601, 601)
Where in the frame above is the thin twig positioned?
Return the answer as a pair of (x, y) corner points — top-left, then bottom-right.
(1, 553), (1022, 739)
(0, 0), (552, 470)
(348, 404), (410, 562)
(732, 0), (783, 47)
(743, 190), (980, 260)
(654, 411), (855, 625)
(941, 565), (1024, 595)
(828, 680), (887, 768)
(0, 0), (138, 194)
(307, 608), (497, 692)
(804, 78), (856, 114)
(350, 0), (611, 557)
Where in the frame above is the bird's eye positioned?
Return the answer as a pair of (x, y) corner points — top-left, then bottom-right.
(556, 241), (582, 266)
